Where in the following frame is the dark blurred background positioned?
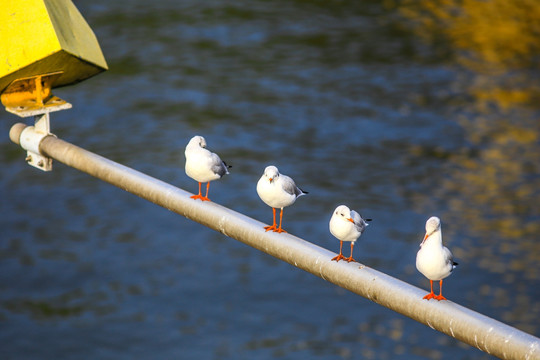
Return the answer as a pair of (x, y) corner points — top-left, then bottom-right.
(1, 0), (539, 358)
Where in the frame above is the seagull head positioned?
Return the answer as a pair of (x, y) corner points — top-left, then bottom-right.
(422, 216), (441, 245)
(264, 165), (280, 183)
(334, 205), (354, 223)
(188, 135), (207, 149)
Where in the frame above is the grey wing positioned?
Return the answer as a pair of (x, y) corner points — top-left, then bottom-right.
(443, 246), (457, 270)
(350, 210), (368, 234)
(210, 153), (230, 177)
(281, 175), (305, 197)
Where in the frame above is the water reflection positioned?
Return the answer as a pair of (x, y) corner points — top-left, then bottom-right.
(400, 0), (540, 334)
(400, 0), (540, 71)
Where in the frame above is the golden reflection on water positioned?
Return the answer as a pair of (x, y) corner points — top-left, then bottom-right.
(400, 0), (540, 73)
(400, 0), (540, 335)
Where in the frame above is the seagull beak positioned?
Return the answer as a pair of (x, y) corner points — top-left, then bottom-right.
(421, 233), (428, 245)
(347, 218), (355, 223)
(268, 177), (273, 183)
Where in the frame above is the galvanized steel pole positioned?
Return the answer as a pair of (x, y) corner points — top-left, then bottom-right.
(9, 123), (540, 360)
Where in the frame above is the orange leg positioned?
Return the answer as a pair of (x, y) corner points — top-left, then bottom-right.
(203, 182), (211, 201)
(275, 208), (287, 233)
(264, 208), (278, 231)
(345, 242), (356, 263)
(435, 280), (447, 301)
(264, 208), (287, 233)
(331, 241), (346, 262)
(190, 182), (211, 201)
(190, 182), (203, 200)
(423, 280), (436, 300)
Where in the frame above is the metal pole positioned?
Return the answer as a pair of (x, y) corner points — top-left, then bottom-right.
(9, 123), (540, 360)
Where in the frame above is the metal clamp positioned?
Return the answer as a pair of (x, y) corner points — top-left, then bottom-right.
(19, 113), (57, 171)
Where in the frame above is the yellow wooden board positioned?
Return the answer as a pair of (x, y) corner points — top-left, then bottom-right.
(0, 0), (107, 93)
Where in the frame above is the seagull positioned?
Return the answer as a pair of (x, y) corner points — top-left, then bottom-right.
(185, 135), (231, 201)
(416, 216), (458, 301)
(329, 205), (371, 263)
(256, 165), (307, 233)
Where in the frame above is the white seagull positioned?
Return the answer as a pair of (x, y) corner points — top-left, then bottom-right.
(256, 165), (307, 233)
(416, 216), (458, 301)
(329, 205), (371, 263)
(185, 135), (231, 201)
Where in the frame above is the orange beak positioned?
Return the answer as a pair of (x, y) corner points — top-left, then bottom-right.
(421, 233), (429, 245)
(268, 177), (273, 183)
(347, 218), (354, 223)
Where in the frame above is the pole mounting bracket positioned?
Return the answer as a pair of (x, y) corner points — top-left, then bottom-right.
(1, 72), (72, 171)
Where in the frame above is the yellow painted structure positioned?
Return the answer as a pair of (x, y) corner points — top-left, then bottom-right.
(0, 0), (108, 94)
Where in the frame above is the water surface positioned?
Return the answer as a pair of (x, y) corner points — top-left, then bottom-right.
(1, 1), (539, 359)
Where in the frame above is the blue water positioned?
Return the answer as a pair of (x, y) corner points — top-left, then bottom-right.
(1, 1), (539, 359)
